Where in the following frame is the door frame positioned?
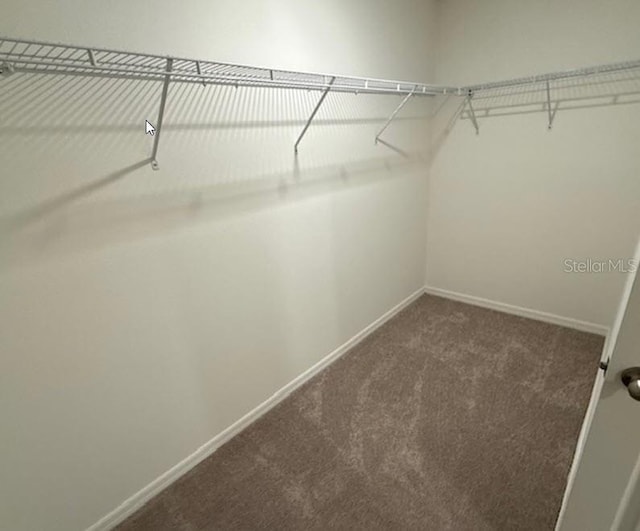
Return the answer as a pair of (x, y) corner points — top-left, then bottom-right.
(555, 237), (640, 530)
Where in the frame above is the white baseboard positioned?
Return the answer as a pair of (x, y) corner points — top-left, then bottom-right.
(87, 287), (425, 531)
(423, 286), (609, 336)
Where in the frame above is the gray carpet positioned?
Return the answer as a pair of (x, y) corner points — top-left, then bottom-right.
(117, 294), (603, 530)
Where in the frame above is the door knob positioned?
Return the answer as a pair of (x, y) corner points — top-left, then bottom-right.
(621, 367), (640, 401)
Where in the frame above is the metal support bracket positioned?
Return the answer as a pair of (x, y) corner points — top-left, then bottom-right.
(546, 81), (559, 130)
(465, 91), (479, 135)
(150, 57), (173, 171)
(195, 61), (205, 86)
(0, 61), (15, 77)
(294, 76), (336, 154)
(375, 87), (416, 143)
(87, 49), (97, 67)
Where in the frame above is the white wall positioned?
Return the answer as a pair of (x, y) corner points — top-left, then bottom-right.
(0, 2), (436, 530)
(427, 0), (640, 328)
(3, 2), (638, 529)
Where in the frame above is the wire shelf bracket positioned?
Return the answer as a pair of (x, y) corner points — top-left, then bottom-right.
(150, 58), (173, 170)
(375, 86), (416, 144)
(294, 76), (336, 154)
(465, 92), (480, 135)
(545, 81), (560, 130)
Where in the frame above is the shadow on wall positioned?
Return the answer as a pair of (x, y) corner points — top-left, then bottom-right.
(3, 67), (638, 267)
(0, 71), (436, 269)
(4, 159), (152, 230)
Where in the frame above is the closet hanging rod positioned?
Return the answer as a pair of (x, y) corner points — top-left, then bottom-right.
(0, 36), (457, 96)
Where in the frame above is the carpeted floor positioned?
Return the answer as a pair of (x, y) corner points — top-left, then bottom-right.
(117, 294), (603, 530)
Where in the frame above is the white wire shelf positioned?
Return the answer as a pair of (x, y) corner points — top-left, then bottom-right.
(460, 60), (640, 133)
(464, 59), (640, 93)
(0, 37), (454, 96)
(2, 35), (640, 165)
